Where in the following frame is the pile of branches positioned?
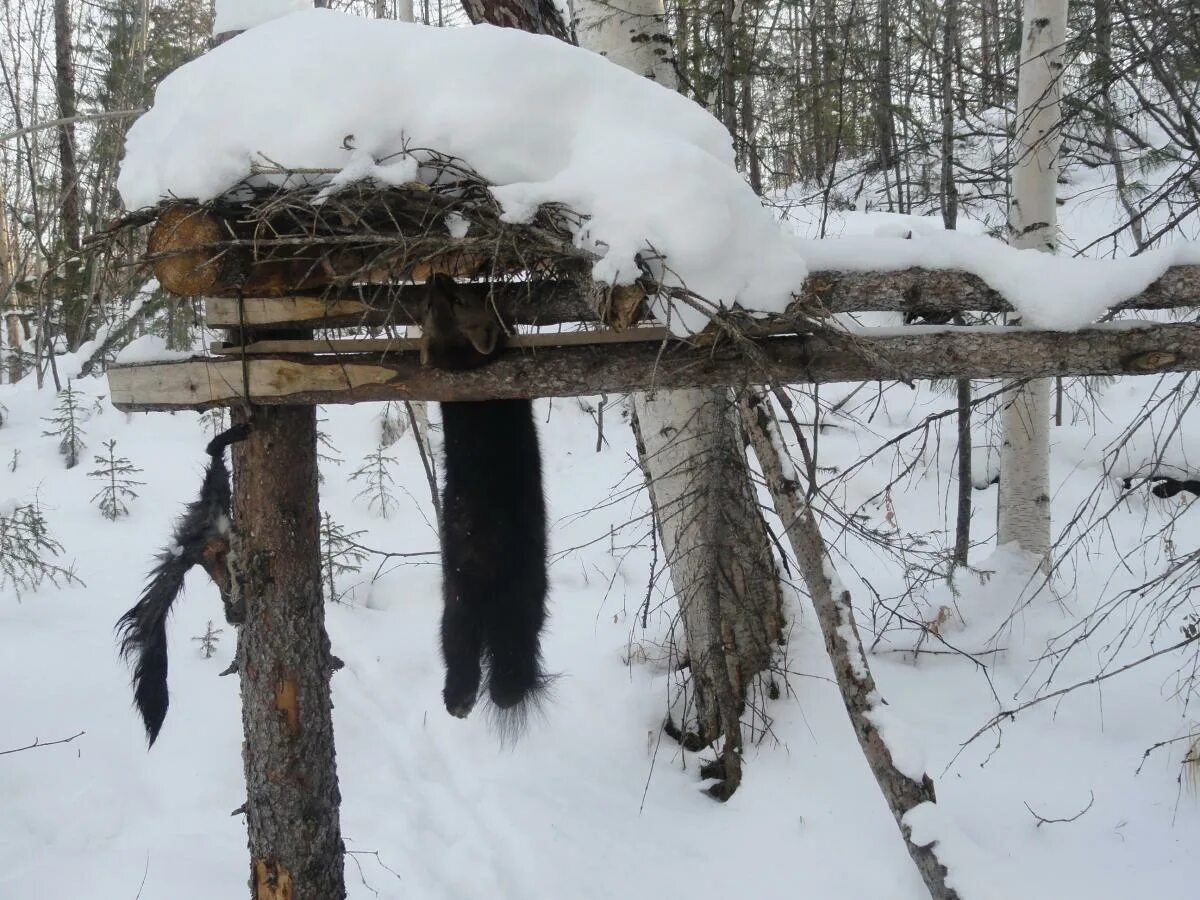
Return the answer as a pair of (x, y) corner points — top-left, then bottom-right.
(93, 148), (601, 308)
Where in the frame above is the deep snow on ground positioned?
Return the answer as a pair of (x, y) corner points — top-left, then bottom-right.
(2, 338), (1199, 898)
(5, 16), (1200, 891)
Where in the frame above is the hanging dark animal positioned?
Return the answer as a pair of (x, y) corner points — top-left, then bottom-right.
(116, 423), (250, 745)
(421, 274), (550, 727)
(1150, 476), (1200, 499)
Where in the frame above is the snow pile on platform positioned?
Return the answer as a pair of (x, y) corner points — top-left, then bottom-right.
(117, 9), (808, 333)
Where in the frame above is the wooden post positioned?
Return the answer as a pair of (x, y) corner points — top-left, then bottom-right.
(231, 402), (346, 900)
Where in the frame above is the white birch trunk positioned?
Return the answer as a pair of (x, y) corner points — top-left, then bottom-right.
(573, 0), (676, 86)
(998, 0), (1067, 566)
(575, 0), (783, 798)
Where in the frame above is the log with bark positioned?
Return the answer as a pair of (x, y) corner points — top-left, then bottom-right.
(109, 320), (1200, 411)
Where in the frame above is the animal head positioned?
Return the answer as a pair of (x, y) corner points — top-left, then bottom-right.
(420, 274), (505, 370)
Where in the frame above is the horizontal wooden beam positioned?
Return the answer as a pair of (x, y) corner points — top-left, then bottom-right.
(110, 320), (1200, 410)
(203, 280), (596, 328)
(200, 265), (1200, 330)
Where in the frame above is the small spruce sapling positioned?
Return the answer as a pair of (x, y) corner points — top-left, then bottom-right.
(89, 439), (145, 520)
(192, 620), (223, 658)
(0, 501), (81, 599)
(316, 414), (344, 484)
(41, 381), (87, 468)
(320, 512), (368, 603)
(350, 445), (400, 518)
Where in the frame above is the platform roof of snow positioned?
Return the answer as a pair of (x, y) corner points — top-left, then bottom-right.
(118, 9), (1199, 334)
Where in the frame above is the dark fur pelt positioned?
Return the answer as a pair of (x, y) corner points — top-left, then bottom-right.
(116, 424), (249, 746)
(1151, 477), (1200, 499)
(439, 400), (549, 725)
(421, 274), (550, 727)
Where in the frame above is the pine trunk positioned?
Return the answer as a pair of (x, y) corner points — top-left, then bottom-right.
(231, 406), (346, 900)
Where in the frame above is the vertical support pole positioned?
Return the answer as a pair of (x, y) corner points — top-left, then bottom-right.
(231, 405), (346, 900)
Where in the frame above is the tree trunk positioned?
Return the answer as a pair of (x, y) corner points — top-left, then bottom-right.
(940, 0), (959, 230)
(573, 0), (784, 798)
(1, 177), (21, 384)
(998, 0), (1067, 567)
(1095, 0), (1144, 248)
(53, 0), (86, 349)
(232, 405), (346, 900)
(875, 0), (902, 206)
(630, 390), (783, 799)
(954, 377), (972, 565)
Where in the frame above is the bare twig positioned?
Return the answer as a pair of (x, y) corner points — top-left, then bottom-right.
(0, 730), (85, 756)
(1024, 790), (1095, 827)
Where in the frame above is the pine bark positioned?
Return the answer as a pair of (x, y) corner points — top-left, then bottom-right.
(231, 405), (346, 900)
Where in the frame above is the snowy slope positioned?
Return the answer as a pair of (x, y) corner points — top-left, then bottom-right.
(2, 342), (1199, 898)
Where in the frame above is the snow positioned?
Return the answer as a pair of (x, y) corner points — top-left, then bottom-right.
(6, 9), (1200, 899)
(802, 231), (1200, 330)
(114, 335), (194, 365)
(117, 11), (808, 335)
(116, 11), (1200, 334)
(213, 0), (309, 35)
(3, 358), (1200, 898)
(444, 212), (470, 239)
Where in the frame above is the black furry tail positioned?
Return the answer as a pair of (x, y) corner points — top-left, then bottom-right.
(1151, 477), (1200, 499)
(439, 400), (549, 726)
(116, 424), (249, 746)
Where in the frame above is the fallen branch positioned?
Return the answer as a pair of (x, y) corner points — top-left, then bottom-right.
(0, 730), (85, 756)
(740, 391), (960, 900)
(1024, 790), (1095, 827)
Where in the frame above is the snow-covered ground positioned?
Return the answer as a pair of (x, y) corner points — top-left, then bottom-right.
(3, 7), (1199, 898)
(2, 332), (1198, 898)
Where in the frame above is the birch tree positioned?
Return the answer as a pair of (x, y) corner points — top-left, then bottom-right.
(997, 0), (1068, 569)
(574, 0), (784, 800)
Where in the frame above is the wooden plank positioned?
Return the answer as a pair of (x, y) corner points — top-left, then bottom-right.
(208, 328), (678, 356)
(203, 281), (606, 328)
(205, 296), (380, 328)
(109, 320), (1200, 410)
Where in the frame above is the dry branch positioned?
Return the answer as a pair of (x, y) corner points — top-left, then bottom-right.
(740, 391), (959, 900)
(118, 156), (600, 305)
(110, 321), (1200, 411)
